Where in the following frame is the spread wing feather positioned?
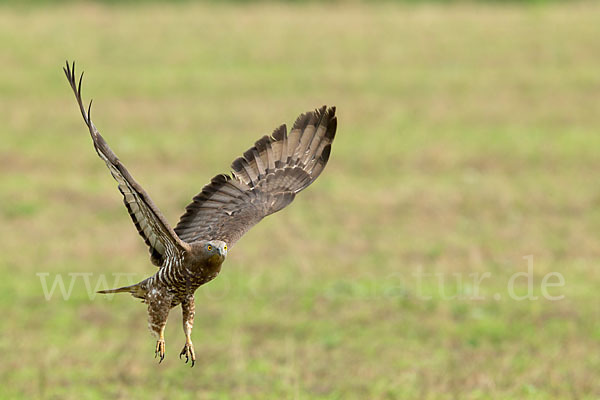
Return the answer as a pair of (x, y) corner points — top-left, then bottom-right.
(64, 61), (189, 266)
(175, 106), (337, 246)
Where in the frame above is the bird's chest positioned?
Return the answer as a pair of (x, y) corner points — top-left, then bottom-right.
(174, 259), (223, 296)
(192, 260), (223, 285)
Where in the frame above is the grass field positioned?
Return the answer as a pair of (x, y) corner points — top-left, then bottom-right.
(1, 2), (600, 399)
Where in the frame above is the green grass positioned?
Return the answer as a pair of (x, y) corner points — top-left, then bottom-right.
(1, 2), (600, 399)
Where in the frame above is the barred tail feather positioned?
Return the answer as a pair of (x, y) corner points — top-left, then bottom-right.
(97, 281), (146, 298)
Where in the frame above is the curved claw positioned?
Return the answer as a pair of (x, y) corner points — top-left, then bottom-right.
(179, 342), (196, 367)
(155, 339), (165, 363)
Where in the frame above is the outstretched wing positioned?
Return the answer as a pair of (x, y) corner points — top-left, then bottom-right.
(64, 61), (190, 266)
(174, 106), (337, 247)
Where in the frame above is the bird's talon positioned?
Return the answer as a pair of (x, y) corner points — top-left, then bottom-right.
(180, 343), (196, 367)
(155, 339), (165, 363)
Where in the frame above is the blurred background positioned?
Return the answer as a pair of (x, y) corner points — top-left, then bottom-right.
(1, 0), (599, 399)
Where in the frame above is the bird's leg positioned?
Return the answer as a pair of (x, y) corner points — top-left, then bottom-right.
(146, 287), (172, 363)
(179, 295), (196, 367)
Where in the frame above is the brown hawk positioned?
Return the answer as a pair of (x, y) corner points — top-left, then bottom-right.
(64, 62), (337, 366)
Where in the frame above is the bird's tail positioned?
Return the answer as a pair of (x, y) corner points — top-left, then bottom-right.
(97, 281), (147, 299)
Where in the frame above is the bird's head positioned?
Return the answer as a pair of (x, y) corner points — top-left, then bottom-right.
(203, 240), (228, 263)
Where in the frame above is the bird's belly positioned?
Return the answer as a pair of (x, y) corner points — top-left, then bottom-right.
(168, 266), (222, 304)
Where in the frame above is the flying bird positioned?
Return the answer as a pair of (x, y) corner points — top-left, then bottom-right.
(63, 61), (337, 366)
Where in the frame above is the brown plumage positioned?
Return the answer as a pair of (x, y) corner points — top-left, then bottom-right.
(63, 61), (337, 366)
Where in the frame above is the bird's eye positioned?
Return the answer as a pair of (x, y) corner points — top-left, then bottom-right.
(224, 245), (227, 251)
(207, 245), (212, 251)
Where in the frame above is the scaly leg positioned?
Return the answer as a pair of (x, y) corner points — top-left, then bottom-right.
(180, 295), (196, 367)
(147, 287), (173, 363)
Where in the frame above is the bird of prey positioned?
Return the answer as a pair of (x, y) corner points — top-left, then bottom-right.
(63, 61), (337, 366)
